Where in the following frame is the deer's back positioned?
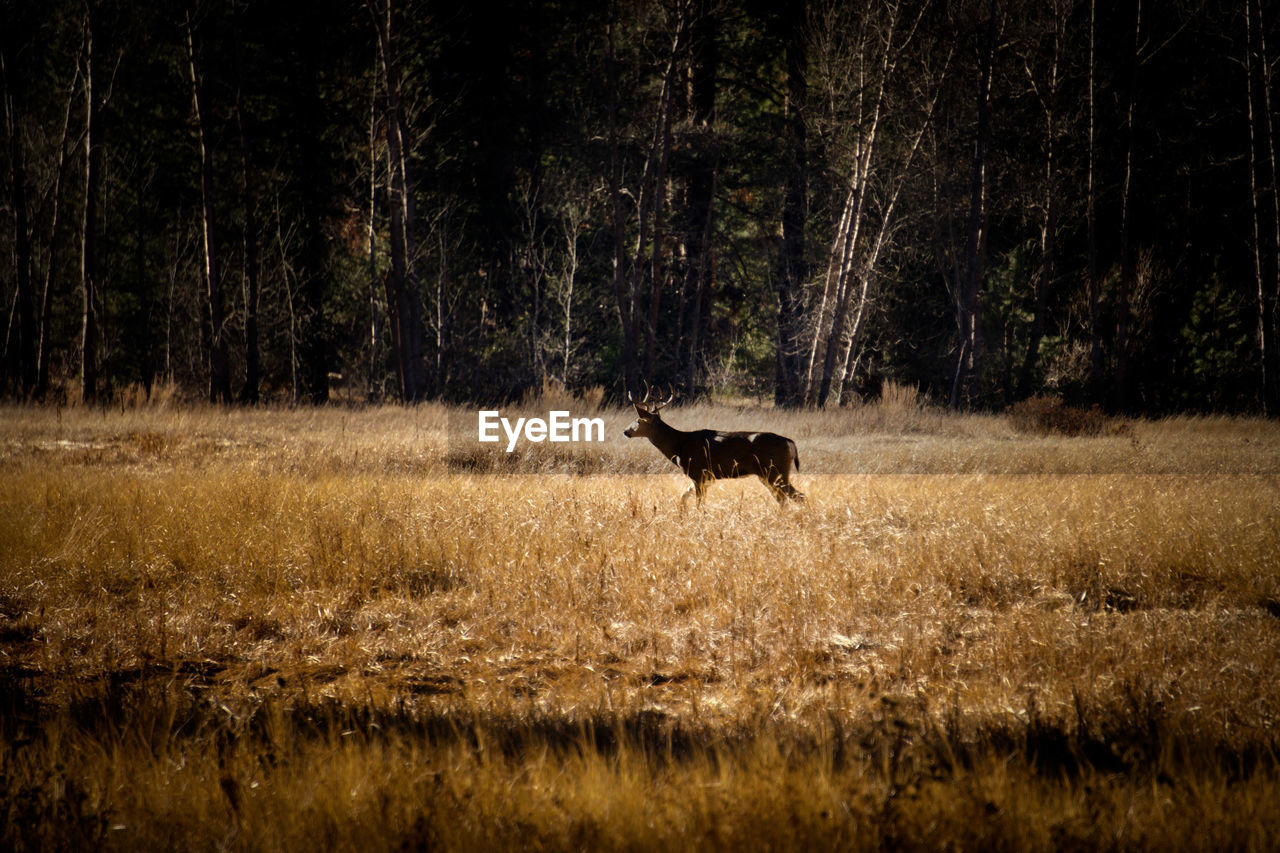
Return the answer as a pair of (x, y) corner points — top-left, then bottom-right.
(682, 429), (797, 478)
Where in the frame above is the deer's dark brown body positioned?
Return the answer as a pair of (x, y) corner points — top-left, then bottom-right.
(624, 391), (804, 506)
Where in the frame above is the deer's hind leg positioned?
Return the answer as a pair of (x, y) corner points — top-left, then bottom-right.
(762, 470), (805, 504)
(757, 468), (798, 502)
(759, 475), (787, 504)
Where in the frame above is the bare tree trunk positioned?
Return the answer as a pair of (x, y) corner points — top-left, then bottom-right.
(515, 177), (549, 388)
(832, 193), (906, 406)
(807, 0), (939, 409)
(187, 13), (232, 404)
(832, 275), (872, 405)
(370, 0), (428, 402)
(682, 0), (716, 397)
(562, 283), (575, 385)
(438, 221), (460, 393)
(813, 7), (892, 408)
(532, 228), (545, 389)
(774, 0), (808, 408)
(1, 51), (36, 397)
(1017, 6), (1063, 398)
(815, 209), (868, 408)
(163, 224), (191, 386)
(1246, 0), (1268, 414)
(1255, 0), (1280, 415)
(286, 284), (299, 402)
(37, 70), (79, 399)
(606, 3), (639, 397)
(1113, 0), (1141, 412)
(828, 145), (921, 408)
(949, 0), (997, 410)
(80, 3), (101, 404)
(806, 0), (925, 408)
(1086, 0), (1104, 403)
(28, 52), (84, 400)
(836, 339), (863, 406)
(631, 11), (684, 386)
(273, 207), (302, 401)
(236, 99), (260, 405)
(804, 188), (855, 397)
(643, 87), (674, 382)
(560, 205), (581, 384)
(820, 179), (921, 409)
(365, 53), (384, 401)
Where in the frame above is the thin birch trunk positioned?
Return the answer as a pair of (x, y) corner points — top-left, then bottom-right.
(1113, 0), (1141, 412)
(1256, 0), (1280, 415)
(949, 0), (997, 409)
(1086, 0), (1103, 402)
(186, 13), (232, 404)
(36, 65), (80, 398)
(80, 3), (101, 403)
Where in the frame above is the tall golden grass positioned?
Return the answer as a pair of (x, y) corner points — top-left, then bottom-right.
(2, 394), (1279, 850)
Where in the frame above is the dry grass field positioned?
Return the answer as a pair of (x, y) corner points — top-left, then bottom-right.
(2, 389), (1280, 850)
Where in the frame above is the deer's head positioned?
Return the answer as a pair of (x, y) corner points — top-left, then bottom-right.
(623, 385), (673, 439)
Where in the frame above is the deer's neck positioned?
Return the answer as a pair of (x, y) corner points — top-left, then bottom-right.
(646, 418), (690, 464)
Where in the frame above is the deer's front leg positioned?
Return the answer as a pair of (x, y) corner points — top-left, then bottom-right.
(680, 475), (706, 511)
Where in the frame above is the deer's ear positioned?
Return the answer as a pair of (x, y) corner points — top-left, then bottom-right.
(633, 403), (647, 416)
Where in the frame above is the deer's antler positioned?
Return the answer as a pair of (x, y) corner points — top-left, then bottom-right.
(630, 381), (672, 413)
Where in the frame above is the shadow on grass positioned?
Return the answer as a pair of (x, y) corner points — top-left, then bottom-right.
(3, 663), (1276, 784)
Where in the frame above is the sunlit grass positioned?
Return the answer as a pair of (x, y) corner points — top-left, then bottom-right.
(2, 399), (1279, 850)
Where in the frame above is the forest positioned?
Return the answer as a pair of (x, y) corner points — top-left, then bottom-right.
(2, 0), (1279, 413)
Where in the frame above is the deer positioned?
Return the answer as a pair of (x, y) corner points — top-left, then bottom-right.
(623, 386), (805, 507)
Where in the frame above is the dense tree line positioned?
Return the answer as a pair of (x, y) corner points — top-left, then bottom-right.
(1, 0), (1277, 413)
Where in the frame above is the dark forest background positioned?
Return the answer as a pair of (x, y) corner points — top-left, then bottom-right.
(2, 0), (1279, 413)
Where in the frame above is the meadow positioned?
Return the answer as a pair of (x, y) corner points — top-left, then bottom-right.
(2, 388), (1279, 850)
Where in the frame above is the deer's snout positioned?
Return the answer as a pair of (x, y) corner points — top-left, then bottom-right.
(623, 422), (638, 438)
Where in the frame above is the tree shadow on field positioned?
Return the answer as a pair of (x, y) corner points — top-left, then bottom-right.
(2, 664), (1277, 785)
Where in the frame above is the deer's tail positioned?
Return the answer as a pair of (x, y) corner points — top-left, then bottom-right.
(790, 439), (800, 472)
